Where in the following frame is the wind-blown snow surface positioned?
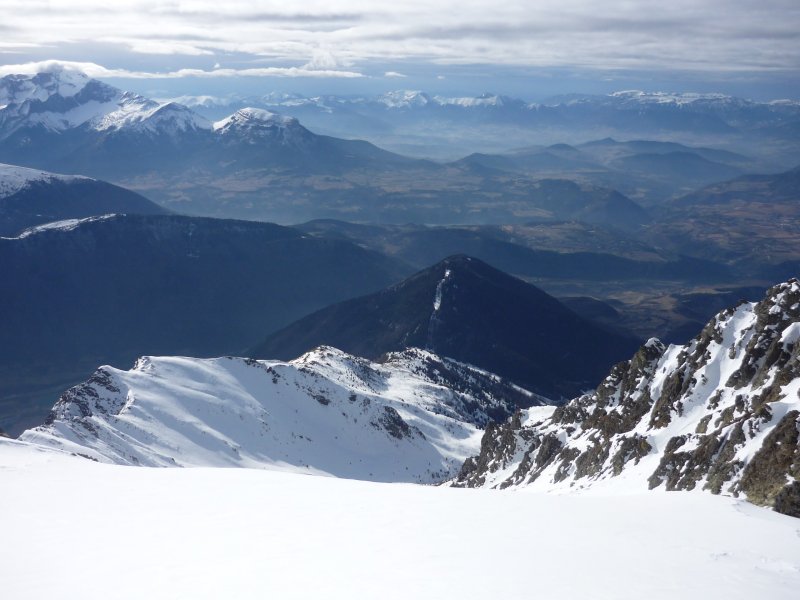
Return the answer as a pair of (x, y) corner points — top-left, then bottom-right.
(1, 438), (799, 600)
(0, 162), (86, 198)
(20, 347), (530, 482)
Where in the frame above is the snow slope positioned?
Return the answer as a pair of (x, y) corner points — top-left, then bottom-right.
(1, 438), (799, 600)
(20, 347), (532, 482)
(0, 162), (87, 198)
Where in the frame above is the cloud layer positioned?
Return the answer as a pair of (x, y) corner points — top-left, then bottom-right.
(1, 0), (798, 78)
(0, 60), (363, 79)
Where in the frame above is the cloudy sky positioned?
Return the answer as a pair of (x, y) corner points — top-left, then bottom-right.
(1, 0), (798, 99)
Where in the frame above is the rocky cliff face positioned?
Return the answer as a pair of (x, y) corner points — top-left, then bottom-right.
(453, 279), (800, 517)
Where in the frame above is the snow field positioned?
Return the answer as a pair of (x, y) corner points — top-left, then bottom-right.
(1, 440), (799, 600)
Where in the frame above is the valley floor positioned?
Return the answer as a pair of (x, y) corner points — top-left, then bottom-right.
(2, 440), (799, 600)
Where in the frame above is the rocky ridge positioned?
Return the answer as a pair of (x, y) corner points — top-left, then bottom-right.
(453, 279), (800, 517)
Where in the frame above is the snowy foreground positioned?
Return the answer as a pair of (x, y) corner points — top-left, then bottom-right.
(2, 439), (799, 600)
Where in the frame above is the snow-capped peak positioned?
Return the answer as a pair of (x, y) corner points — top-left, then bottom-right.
(212, 108), (308, 146)
(378, 90), (432, 108)
(93, 100), (211, 134)
(0, 68), (91, 105)
(433, 93), (507, 107)
(213, 107), (297, 131)
(0, 68), (211, 139)
(609, 90), (738, 106)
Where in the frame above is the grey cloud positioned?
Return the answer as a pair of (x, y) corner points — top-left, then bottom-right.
(0, 0), (798, 76)
(150, 8), (365, 24)
(135, 32), (228, 43)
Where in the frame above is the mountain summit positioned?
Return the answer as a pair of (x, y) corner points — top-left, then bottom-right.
(251, 255), (641, 400)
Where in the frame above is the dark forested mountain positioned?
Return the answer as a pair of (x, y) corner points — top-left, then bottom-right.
(0, 163), (166, 236)
(251, 255), (641, 401)
(0, 214), (408, 434)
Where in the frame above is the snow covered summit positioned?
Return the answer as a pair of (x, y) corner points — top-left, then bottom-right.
(0, 68), (215, 140)
(0, 67), (91, 105)
(0, 68), (156, 138)
(213, 107), (309, 145)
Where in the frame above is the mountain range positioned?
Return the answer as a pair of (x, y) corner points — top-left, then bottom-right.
(2, 68), (774, 228)
(12, 276), (800, 519)
(176, 88), (800, 163)
(456, 138), (755, 205)
(646, 165), (800, 275)
(1, 52), (799, 600)
(296, 219), (731, 283)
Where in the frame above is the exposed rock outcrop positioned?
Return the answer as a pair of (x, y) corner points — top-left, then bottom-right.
(453, 279), (800, 517)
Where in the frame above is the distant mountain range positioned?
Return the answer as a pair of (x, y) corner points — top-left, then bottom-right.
(0, 71), (422, 178)
(296, 219), (731, 283)
(177, 88), (800, 139)
(6, 68), (797, 235)
(648, 165), (800, 275)
(453, 138), (755, 205)
(1, 69), (665, 227)
(174, 88), (800, 163)
(251, 256), (641, 400)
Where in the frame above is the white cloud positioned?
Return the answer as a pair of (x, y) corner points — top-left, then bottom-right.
(0, 59), (364, 79)
(0, 1), (797, 75)
(384, 71), (406, 78)
(127, 41), (215, 56)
